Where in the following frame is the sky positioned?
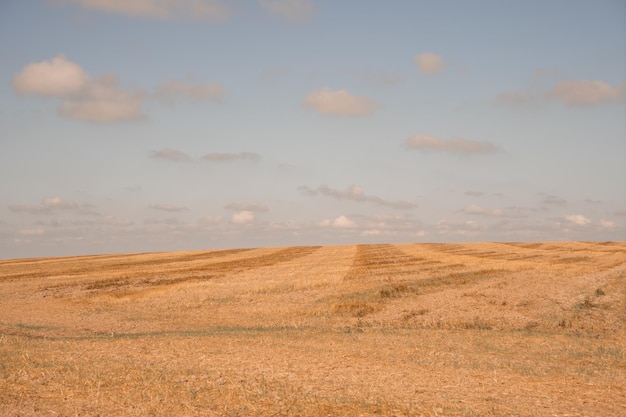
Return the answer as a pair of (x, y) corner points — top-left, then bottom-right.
(1, 0), (625, 259)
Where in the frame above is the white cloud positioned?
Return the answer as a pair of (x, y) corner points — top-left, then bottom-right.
(564, 214), (591, 226)
(414, 53), (444, 74)
(12, 54), (89, 96)
(63, 0), (231, 21)
(437, 219), (483, 236)
(320, 215), (356, 229)
(300, 184), (416, 209)
(42, 197), (77, 209)
(260, 0), (314, 22)
(203, 152), (261, 162)
(18, 227), (45, 236)
(303, 88), (377, 116)
(462, 204), (526, 218)
(149, 203), (188, 212)
(9, 197), (79, 214)
(547, 79), (626, 106)
(155, 80), (225, 102)
(405, 135), (498, 154)
(151, 148), (192, 162)
(361, 229), (382, 237)
(599, 219), (616, 229)
(231, 210), (255, 224)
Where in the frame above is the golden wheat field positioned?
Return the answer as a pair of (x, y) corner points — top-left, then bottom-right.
(1, 241), (625, 416)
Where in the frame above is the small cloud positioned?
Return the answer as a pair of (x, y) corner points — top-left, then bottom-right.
(465, 191), (484, 197)
(260, 0), (315, 22)
(564, 214), (591, 226)
(437, 219), (483, 236)
(203, 152), (261, 162)
(231, 210), (255, 224)
(303, 88), (377, 116)
(125, 186), (143, 193)
(42, 197), (77, 209)
(155, 79), (225, 103)
(613, 209), (626, 217)
(18, 227), (45, 236)
(414, 53), (444, 74)
(361, 229), (382, 237)
(62, 0), (232, 22)
(599, 219), (616, 229)
(462, 205), (526, 218)
(151, 148), (192, 162)
(405, 135), (498, 154)
(320, 215), (356, 229)
(13, 54), (89, 96)
(547, 79), (626, 106)
(300, 184), (416, 209)
(149, 203), (188, 212)
(225, 203), (268, 212)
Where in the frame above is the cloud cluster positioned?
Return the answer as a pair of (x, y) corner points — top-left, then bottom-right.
(9, 197), (83, 215)
(496, 78), (625, 107)
(303, 88), (377, 116)
(300, 184), (416, 209)
(260, 0), (315, 22)
(414, 53), (444, 74)
(63, 0), (231, 21)
(547, 79), (626, 106)
(13, 55), (142, 122)
(13, 55), (226, 123)
(405, 135), (498, 154)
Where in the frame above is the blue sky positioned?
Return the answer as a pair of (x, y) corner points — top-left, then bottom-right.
(1, 0), (625, 259)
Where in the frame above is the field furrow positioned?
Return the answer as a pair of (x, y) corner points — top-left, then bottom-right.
(1, 242), (625, 416)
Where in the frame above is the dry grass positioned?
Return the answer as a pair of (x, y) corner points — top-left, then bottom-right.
(1, 242), (625, 416)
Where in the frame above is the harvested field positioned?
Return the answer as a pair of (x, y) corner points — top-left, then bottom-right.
(1, 242), (625, 416)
